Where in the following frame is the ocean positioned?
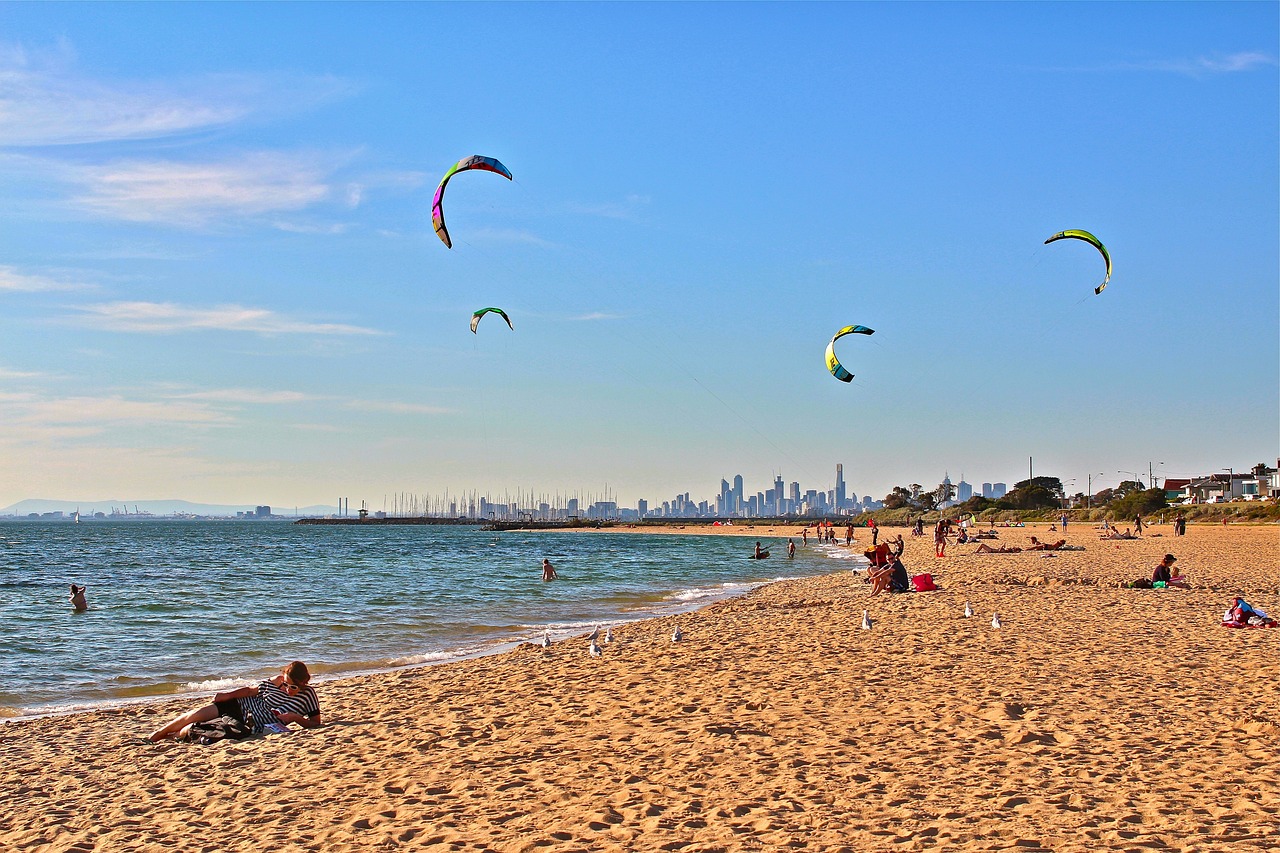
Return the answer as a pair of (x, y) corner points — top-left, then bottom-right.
(0, 521), (860, 718)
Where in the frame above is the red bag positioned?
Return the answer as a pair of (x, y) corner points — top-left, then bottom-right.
(911, 573), (937, 592)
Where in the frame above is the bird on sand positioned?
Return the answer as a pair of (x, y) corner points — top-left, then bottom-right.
(861, 610), (872, 630)
(604, 627), (613, 644)
(589, 639), (602, 657)
(672, 626), (683, 642)
(991, 613), (1002, 629)
(587, 625), (600, 642)
(540, 631), (551, 648)
(963, 602), (974, 618)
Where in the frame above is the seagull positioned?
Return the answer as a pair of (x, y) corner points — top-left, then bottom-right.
(540, 631), (551, 649)
(604, 627), (613, 644)
(861, 610), (872, 630)
(963, 602), (974, 618)
(589, 639), (602, 657)
(672, 626), (683, 643)
(587, 626), (600, 642)
(991, 613), (1002, 629)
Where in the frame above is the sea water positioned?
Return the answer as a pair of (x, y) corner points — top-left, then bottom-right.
(0, 521), (858, 718)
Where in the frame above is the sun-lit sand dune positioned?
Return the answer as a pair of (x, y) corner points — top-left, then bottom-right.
(2, 523), (1276, 852)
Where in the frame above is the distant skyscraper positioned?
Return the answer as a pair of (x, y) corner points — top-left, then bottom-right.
(835, 464), (846, 510)
(733, 474), (744, 514)
(956, 478), (973, 502)
(993, 483), (1007, 499)
(982, 482), (993, 499)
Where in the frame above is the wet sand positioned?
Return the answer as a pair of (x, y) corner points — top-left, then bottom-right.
(2, 522), (1277, 852)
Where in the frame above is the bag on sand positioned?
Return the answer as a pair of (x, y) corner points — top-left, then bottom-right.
(182, 715), (251, 745)
(911, 573), (937, 592)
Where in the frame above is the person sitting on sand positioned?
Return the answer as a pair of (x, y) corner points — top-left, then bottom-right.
(1222, 597), (1277, 628)
(1168, 564), (1188, 588)
(69, 584), (87, 612)
(1152, 554), (1177, 585)
(973, 542), (1023, 554)
(148, 661), (322, 742)
(868, 555), (910, 596)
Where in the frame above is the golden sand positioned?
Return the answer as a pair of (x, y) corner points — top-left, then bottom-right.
(2, 523), (1277, 852)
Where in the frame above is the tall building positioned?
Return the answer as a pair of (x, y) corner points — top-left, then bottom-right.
(992, 483), (1007, 499)
(956, 478), (973, 502)
(733, 474), (744, 515)
(982, 482), (993, 499)
(835, 464), (846, 510)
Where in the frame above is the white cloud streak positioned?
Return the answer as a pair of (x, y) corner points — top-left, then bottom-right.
(1108, 51), (1277, 76)
(346, 400), (454, 415)
(69, 301), (385, 336)
(3, 394), (230, 430)
(0, 265), (92, 292)
(173, 388), (318, 405)
(66, 152), (336, 226)
(0, 46), (355, 146)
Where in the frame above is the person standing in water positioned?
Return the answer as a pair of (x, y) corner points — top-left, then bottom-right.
(69, 584), (88, 612)
(787, 539), (796, 558)
(541, 559), (558, 581)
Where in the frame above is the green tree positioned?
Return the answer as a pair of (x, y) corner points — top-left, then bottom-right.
(1108, 488), (1168, 518)
(1003, 476), (1065, 510)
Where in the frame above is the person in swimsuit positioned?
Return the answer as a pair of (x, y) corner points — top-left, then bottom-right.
(542, 559), (558, 581)
(69, 584), (87, 612)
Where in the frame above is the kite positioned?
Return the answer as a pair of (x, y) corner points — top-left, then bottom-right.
(825, 325), (874, 383)
(432, 155), (513, 249)
(1044, 229), (1111, 295)
(470, 307), (513, 334)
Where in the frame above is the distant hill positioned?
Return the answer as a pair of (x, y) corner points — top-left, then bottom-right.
(0, 498), (337, 518)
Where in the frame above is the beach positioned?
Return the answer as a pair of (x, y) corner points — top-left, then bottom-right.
(2, 522), (1277, 852)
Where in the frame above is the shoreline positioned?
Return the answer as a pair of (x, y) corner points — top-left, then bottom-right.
(3, 524), (1276, 851)
(3, 530), (842, 722)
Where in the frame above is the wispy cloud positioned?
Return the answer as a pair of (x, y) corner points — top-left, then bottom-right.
(466, 227), (557, 248)
(566, 194), (652, 221)
(65, 152), (338, 226)
(0, 45), (355, 147)
(346, 400), (454, 415)
(569, 312), (624, 321)
(1087, 51), (1278, 77)
(68, 301), (385, 336)
(2, 394), (230, 429)
(173, 388), (318, 405)
(0, 265), (92, 292)
(0, 367), (45, 379)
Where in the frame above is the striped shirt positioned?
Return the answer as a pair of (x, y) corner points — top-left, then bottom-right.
(239, 680), (320, 733)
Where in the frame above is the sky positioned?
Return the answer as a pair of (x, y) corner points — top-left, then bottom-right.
(0, 2), (1276, 511)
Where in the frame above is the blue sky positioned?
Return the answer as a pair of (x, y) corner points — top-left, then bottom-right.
(0, 2), (1276, 509)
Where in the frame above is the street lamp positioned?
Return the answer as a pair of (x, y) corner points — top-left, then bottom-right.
(1087, 473), (1105, 508)
(1149, 461), (1165, 492)
(1118, 470), (1141, 489)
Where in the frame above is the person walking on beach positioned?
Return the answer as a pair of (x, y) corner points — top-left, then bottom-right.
(69, 584), (87, 612)
(1174, 512), (1186, 536)
(934, 519), (948, 557)
(1134, 514), (1144, 535)
(1060, 513), (1069, 531)
(541, 559), (558, 581)
(148, 661), (321, 742)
